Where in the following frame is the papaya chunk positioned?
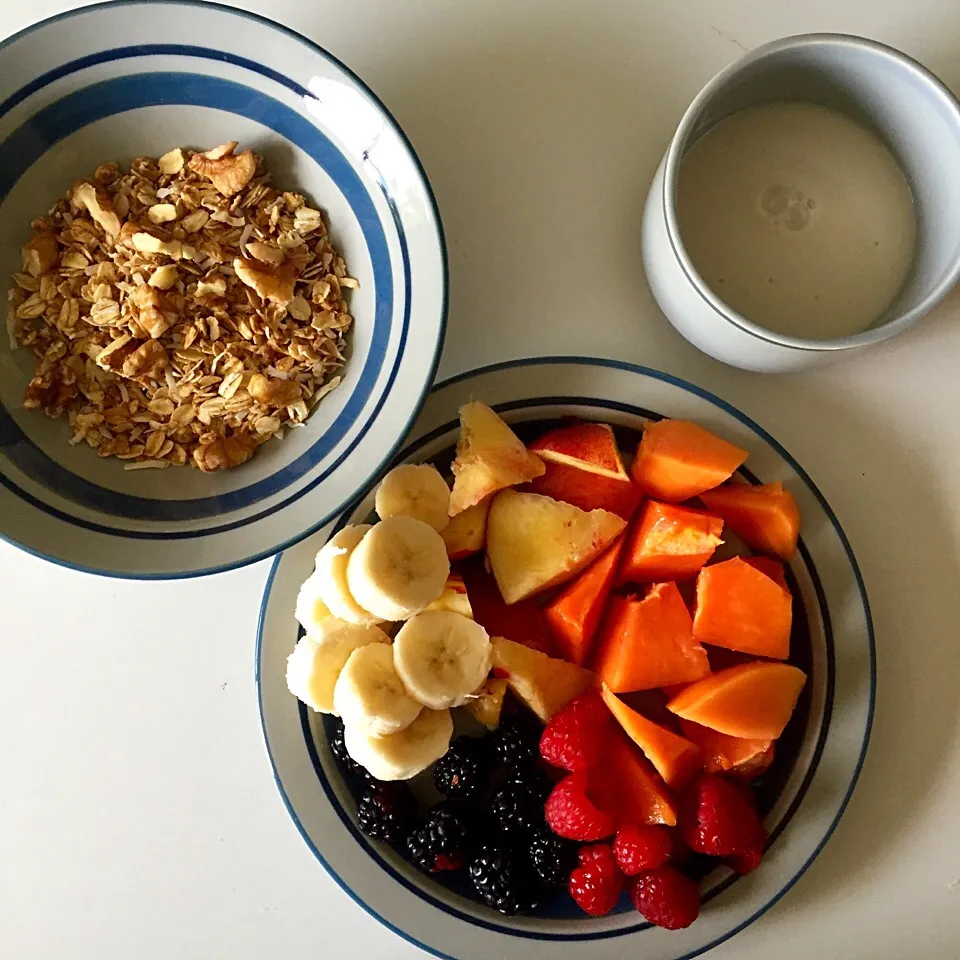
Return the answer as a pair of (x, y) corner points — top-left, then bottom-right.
(620, 500), (724, 583)
(544, 537), (625, 666)
(678, 718), (774, 777)
(593, 582), (711, 693)
(667, 661), (806, 739)
(742, 554), (789, 592)
(602, 685), (702, 787)
(631, 419), (748, 502)
(700, 481), (800, 559)
(693, 556), (792, 659)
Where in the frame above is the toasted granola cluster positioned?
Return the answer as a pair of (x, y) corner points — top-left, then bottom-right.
(6, 141), (355, 471)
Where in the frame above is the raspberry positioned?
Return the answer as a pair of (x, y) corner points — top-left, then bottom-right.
(545, 772), (617, 841)
(613, 825), (672, 875)
(539, 691), (614, 772)
(630, 865), (700, 930)
(727, 825), (767, 875)
(569, 844), (624, 917)
(682, 774), (763, 857)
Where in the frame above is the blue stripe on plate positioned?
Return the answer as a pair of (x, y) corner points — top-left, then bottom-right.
(0, 70), (393, 522)
(286, 396), (837, 942)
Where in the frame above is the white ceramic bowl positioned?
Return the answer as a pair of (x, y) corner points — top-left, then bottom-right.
(257, 357), (875, 960)
(0, 1), (446, 577)
(642, 34), (960, 371)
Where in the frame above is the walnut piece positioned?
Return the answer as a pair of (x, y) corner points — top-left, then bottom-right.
(70, 182), (122, 236)
(248, 373), (302, 407)
(121, 340), (168, 380)
(133, 285), (173, 338)
(187, 142), (257, 197)
(233, 256), (297, 306)
(193, 435), (257, 472)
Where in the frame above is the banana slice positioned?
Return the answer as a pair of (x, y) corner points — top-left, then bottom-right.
(314, 525), (383, 626)
(346, 516), (450, 622)
(375, 464), (451, 532)
(334, 642), (423, 736)
(343, 706), (453, 781)
(294, 572), (333, 634)
(285, 618), (391, 713)
(393, 610), (492, 710)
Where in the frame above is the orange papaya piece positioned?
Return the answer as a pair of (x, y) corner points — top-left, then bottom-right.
(742, 554), (789, 592)
(602, 685), (702, 787)
(528, 459), (642, 520)
(667, 662), (806, 739)
(620, 500), (724, 583)
(700, 481), (800, 559)
(544, 536), (625, 666)
(597, 731), (678, 827)
(592, 582), (711, 693)
(631, 419), (748, 502)
(678, 719), (774, 777)
(693, 556), (792, 659)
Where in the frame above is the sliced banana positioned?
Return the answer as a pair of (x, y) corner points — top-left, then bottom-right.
(346, 516), (450, 622)
(285, 618), (390, 713)
(314, 525), (383, 626)
(344, 706), (453, 781)
(393, 610), (492, 710)
(334, 642), (423, 736)
(294, 572), (333, 634)
(375, 463), (451, 532)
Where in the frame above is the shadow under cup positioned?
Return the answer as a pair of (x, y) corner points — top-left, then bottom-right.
(655, 35), (960, 364)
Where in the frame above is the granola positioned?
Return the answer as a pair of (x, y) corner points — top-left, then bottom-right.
(6, 142), (354, 471)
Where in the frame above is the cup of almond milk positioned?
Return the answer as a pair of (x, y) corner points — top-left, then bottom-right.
(642, 34), (960, 371)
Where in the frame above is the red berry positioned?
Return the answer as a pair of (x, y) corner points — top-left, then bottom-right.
(569, 843), (624, 917)
(545, 772), (617, 841)
(613, 825), (672, 875)
(727, 825), (767, 875)
(630, 866), (701, 930)
(682, 775), (762, 857)
(539, 692), (614, 772)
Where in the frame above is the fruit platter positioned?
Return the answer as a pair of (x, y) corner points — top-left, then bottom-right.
(257, 357), (873, 960)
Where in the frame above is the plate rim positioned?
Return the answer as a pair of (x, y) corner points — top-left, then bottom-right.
(0, 0), (449, 579)
(255, 355), (876, 960)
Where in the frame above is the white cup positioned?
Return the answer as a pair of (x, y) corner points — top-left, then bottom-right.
(642, 34), (960, 372)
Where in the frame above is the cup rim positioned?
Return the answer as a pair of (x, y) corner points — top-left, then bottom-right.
(662, 32), (960, 352)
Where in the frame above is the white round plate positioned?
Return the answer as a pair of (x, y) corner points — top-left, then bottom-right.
(257, 357), (874, 960)
(0, 0), (446, 578)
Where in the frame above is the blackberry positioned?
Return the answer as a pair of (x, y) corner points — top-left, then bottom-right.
(529, 829), (579, 888)
(433, 736), (489, 801)
(328, 718), (371, 781)
(490, 774), (549, 838)
(356, 783), (417, 845)
(490, 717), (540, 771)
(469, 842), (543, 915)
(406, 802), (474, 873)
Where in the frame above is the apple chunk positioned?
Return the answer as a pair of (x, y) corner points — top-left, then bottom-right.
(448, 402), (545, 516)
(490, 636), (594, 722)
(440, 497), (491, 560)
(529, 421), (629, 480)
(486, 489), (626, 603)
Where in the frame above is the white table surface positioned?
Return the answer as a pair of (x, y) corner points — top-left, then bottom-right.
(2, 1), (960, 957)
